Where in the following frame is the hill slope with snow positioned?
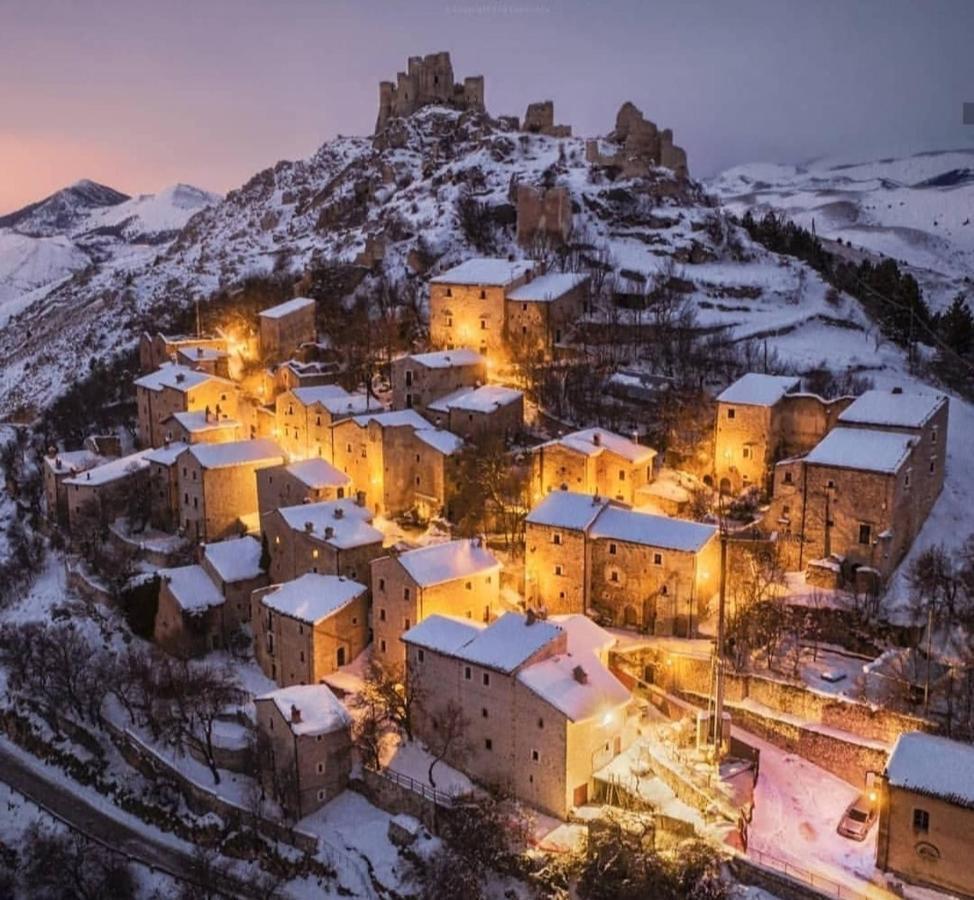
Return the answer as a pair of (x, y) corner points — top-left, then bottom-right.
(708, 148), (974, 310)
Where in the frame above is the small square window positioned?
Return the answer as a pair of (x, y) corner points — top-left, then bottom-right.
(784, 471), (793, 484)
(609, 542), (617, 555)
(464, 666), (472, 680)
(482, 672), (490, 687)
(552, 533), (562, 545)
(418, 649), (425, 662)
(465, 581), (472, 590)
(727, 408), (736, 419)
(913, 808), (930, 832)
(531, 749), (540, 762)
(484, 738), (492, 750)
(317, 762), (324, 774)
(554, 564), (563, 576)
(610, 570), (619, 583)
(481, 707), (488, 718)
(378, 578), (385, 591)
(858, 524), (872, 546)
(653, 552), (663, 566)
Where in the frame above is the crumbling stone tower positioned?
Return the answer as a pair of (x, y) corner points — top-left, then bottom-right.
(375, 52), (485, 133)
(586, 101), (689, 179)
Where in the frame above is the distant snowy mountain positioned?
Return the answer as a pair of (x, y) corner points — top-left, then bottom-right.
(708, 148), (974, 310)
(0, 180), (220, 325)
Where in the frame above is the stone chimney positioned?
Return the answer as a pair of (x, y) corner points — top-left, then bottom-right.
(175, 372), (186, 384)
(304, 521), (314, 532)
(592, 432), (602, 447)
(526, 608), (537, 626)
(324, 526), (335, 539)
(290, 704), (302, 724)
(572, 665), (588, 684)
(333, 507), (345, 520)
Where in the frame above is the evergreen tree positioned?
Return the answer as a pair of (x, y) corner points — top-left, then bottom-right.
(940, 294), (974, 355)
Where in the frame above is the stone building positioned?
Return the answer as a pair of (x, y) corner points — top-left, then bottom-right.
(263, 498), (385, 586)
(64, 450), (152, 532)
(161, 410), (242, 445)
(135, 364), (237, 448)
(177, 438), (284, 542)
(153, 564), (227, 657)
(371, 538), (501, 666)
(524, 491), (719, 634)
(532, 427), (657, 506)
(425, 385), (523, 442)
(175, 344), (231, 379)
(201, 536), (268, 635)
(506, 272), (589, 357)
(389, 348), (486, 414)
(375, 52), (485, 133)
(876, 732), (974, 897)
(259, 297), (316, 363)
(275, 385), (372, 460)
(521, 100), (571, 137)
(255, 684), (353, 819)
(428, 258), (537, 357)
(404, 612), (635, 818)
(43, 449), (102, 526)
(144, 442), (188, 530)
(252, 573), (369, 686)
(329, 410), (462, 519)
(516, 184), (573, 248)
(138, 332), (229, 374)
(256, 459), (351, 519)
(585, 102), (689, 179)
(768, 426), (935, 582)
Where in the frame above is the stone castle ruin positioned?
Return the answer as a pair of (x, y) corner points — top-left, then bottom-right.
(375, 52), (485, 133)
(586, 101), (689, 179)
(521, 100), (572, 138)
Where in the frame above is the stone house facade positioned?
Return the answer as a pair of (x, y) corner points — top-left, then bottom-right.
(161, 410), (242, 445)
(274, 385), (372, 460)
(43, 449), (102, 526)
(876, 732), (974, 897)
(135, 364), (237, 449)
(505, 272), (588, 358)
(145, 442), (188, 531)
(524, 491), (718, 634)
(262, 499), (385, 586)
(201, 536), (268, 635)
(175, 344), (231, 379)
(425, 385), (524, 443)
(370, 538), (501, 666)
(531, 428), (657, 506)
(138, 332), (229, 374)
(255, 685), (352, 819)
(256, 459), (351, 519)
(404, 612), (635, 819)
(64, 451), (152, 532)
(259, 297), (316, 363)
(329, 410), (462, 519)
(177, 439), (284, 542)
(389, 348), (486, 414)
(429, 258), (536, 357)
(153, 564), (227, 657)
(252, 574), (369, 687)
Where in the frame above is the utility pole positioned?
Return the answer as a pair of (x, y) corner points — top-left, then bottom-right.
(712, 517), (729, 754)
(923, 603), (934, 716)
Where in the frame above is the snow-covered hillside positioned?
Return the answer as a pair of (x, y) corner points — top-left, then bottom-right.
(0, 180), (220, 327)
(708, 148), (974, 310)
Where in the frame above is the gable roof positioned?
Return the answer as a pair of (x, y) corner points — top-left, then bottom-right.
(259, 573), (366, 624)
(430, 258), (535, 286)
(168, 410), (239, 434)
(837, 389), (946, 430)
(405, 348), (485, 369)
(526, 491), (611, 531)
(187, 438), (283, 470)
(290, 385), (373, 416)
(286, 458), (350, 489)
(506, 272), (588, 302)
(396, 539), (500, 587)
(159, 564), (224, 614)
(716, 373), (801, 407)
(458, 612), (562, 674)
(589, 506), (716, 553)
(144, 441), (189, 466)
(63, 450), (152, 487)
(427, 385), (522, 415)
(134, 363), (229, 393)
(402, 615), (484, 655)
(886, 732), (974, 808)
(259, 296), (315, 319)
(804, 427), (913, 474)
(203, 536), (264, 584)
(277, 499), (383, 550)
(542, 428), (656, 464)
(258, 684), (352, 736)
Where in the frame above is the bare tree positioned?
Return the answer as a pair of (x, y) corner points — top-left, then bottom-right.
(426, 700), (470, 789)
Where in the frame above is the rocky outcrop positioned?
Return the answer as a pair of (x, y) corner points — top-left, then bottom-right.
(586, 102), (689, 179)
(375, 52), (484, 134)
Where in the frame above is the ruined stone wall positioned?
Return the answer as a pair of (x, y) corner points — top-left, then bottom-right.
(515, 184), (573, 248)
(585, 102), (689, 179)
(776, 393), (852, 458)
(521, 100), (572, 137)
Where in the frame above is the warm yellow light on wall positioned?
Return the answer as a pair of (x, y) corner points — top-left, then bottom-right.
(600, 711), (614, 728)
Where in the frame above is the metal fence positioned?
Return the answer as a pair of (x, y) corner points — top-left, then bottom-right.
(748, 847), (884, 900)
(368, 764), (460, 808)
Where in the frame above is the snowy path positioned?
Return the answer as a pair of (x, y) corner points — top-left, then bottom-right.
(737, 727), (895, 899)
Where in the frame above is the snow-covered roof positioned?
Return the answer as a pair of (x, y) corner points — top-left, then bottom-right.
(63, 450), (151, 487)
(506, 272), (588, 302)
(427, 385), (522, 415)
(518, 615), (630, 722)
(277, 499), (383, 549)
(716, 373), (801, 406)
(177, 345), (227, 361)
(402, 615), (484, 655)
(396, 539), (500, 587)
(259, 296), (315, 319)
(415, 428), (464, 456)
(590, 507), (717, 553)
(351, 409), (431, 430)
(188, 438), (283, 470)
(430, 258), (536, 286)
(160, 564), (224, 614)
(290, 385), (373, 416)
(134, 363), (228, 393)
(144, 441), (189, 466)
(286, 458), (350, 489)
(406, 348), (484, 369)
(886, 732), (974, 808)
(290, 385), (349, 405)
(526, 491), (609, 531)
(168, 410), (239, 433)
(44, 449), (102, 475)
(259, 684), (352, 736)
(804, 427), (913, 474)
(542, 428), (656, 464)
(459, 612), (563, 674)
(837, 389), (946, 430)
(259, 572), (367, 624)
(203, 536), (264, 584)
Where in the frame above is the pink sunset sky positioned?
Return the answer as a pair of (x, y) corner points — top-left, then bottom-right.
(2, 0), (972, 213)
